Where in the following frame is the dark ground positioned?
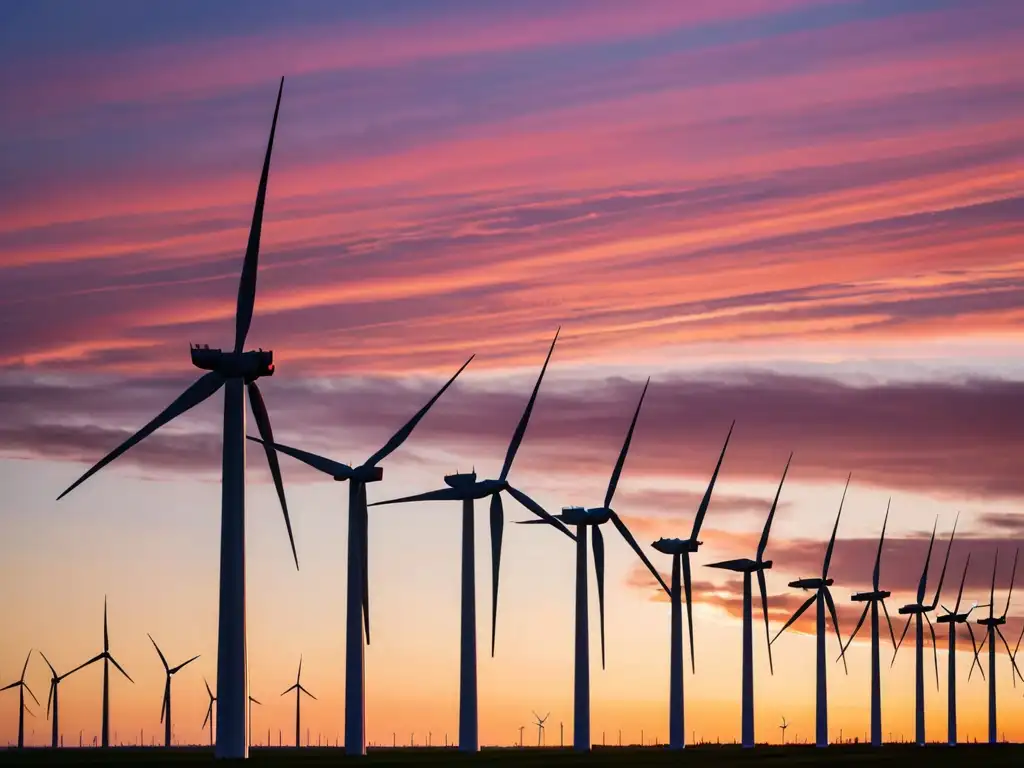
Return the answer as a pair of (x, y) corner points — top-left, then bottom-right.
(1, 744), (1023, 766)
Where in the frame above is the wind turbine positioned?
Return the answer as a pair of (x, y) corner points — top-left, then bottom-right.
(840, 501), (897, 747)
(248, 695), (261, 748)
(973, 547), (1023, 744)
(704, 455), (791, 748)
(40, 651), (89, 749)
(892, 514), (957, 746)
(248, 355), (472, 755)
(936, 554), (985, 746)
(73, 598), (134, 748)
(650, 422), (733, 750)
(779, 716), (788, 745)
(517, 378), (670, 751)
(55, 78), (296, 760)
(281, 656), (316, 748)
(147, 634), (199, 748)
(532, 711), (549, 747)
(368, 330), (559, 752)
(771, 474), (851, 748)
(202, 678), (216, 747)
(1, 651), (38, 748)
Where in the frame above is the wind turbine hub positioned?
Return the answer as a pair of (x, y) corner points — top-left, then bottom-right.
(190, 346), (274, 381)
(585, 506), (613, 524)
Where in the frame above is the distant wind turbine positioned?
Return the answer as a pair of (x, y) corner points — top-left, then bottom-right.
(517, 378), (670, 751)
(281, 656), (316, 748)
(369, 329), (559, 752)
(779, 716), (788, 745)
(651, 422), (733, 750)
(936, 553), (986, 746)
(0, 651), (38, 749)
(893, 514), (957, 746)
(248, 695), (261, 748)
(705, 454), (792, 748)
(771, 474), (851, 748)
(249, 354), (472, 755)
(56, 78), (296, 760)
(147, 634), (199, 748)
(973, 548), (1023, 744)
(840, 501), (897, 747)
(202, 678), (216, 747)
(72, 598), (134, 748)
(533, 711), (549, 746)
(40, 651), (88, 749)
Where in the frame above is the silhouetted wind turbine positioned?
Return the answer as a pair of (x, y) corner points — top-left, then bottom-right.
(55, 78), (295, 760)
(840, 501), (897, 747)
(517, 378), (670, 751)
(705, 453), (792, 748)
(147, 634), (199, 748)
(369, 329), (559, 752)
(1, 651), (38, 748)
(532, 711), (549, 746)
(73, 598), (133, 748)
(779, 716), (788, 745)
(40, 651), (87, 749)
(248, 695), (261, 748)
(936, 554), (987, 746)
(202, 678), (216, 747)
(651, 422), (733, 750)
(772, 474), (851, 748)
(893, 514), (957, 746)
(281, 657), (316, 748)
(973, 548), (1022, 744)
(249, 356), (471, 756)
(1009, 625), (1024, 688)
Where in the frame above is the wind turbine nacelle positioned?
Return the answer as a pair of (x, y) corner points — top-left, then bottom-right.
(560, 506), (589, 524)
(652, 537), (696, 554)
(851, 589), (890, 602)
(789, 577), (826, 590)
(444, 472), (477, 488)
(190, 345), (274, 380)
(349, 465), (383, 483)
(898, 603), (924, 615)
(584, 506), (612, 524)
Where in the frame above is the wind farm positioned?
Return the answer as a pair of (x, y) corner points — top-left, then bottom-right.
(3, 1), (1024, 765)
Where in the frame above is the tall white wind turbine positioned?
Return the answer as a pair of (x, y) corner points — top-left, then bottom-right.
(705, 454), (792, 748)
(0, 651), (38, 749)
(248, 356), (473, 755)
(517, 379), (671, 751)
(368, 329), (559, 752)
(839, 501), (897, 747)
(936, 553), (985, 746)
(281, 656), (316, 748)
(771, 474), (851, 748)
(55, 78), (296, 760)
(71, 598), (134, 748)
(147, 634), (200, 748)
(650, 422), (734, 750)
(892, 514), (957, 746)
(973, 547), (1022, 744)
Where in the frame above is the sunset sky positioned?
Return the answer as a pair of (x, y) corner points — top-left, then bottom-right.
(2, 0), (1024, 749)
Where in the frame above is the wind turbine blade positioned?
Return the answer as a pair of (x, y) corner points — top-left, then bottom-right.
(891, 616), (912, 667)
(822, 473), (851, 579)
(603, 378), (649, 509)
(248, 381), (298, 569)
(916, 518), (938, 605)
(250, 697), (262, 706)
(280, 684), (298, 696)
(490, 493), (504, 657)
(368, 487), (463, 506)
(104, 598), (109, 652)
(772, 593), (817, 645)
(297, 655), (303, 684)
(499, 328), (559, 482)
(954, 553), (971, 614)
(690, 421), (734, 540)
(23, 702), (35, 718)
(204, 677), (213, 699)
(872, 499), (890, 591)
(757, 567), (773, 675)
(823, 588), (847, 674)
(880, 598), (897, 651)
(108, 656), (134, 683)
(203, 704), (213, 729)
(57, 372), (225, 500)
(924, 611), (939, 690)
(39, 651), (57, 679)
(996, 627), (1024, 683)
(966, 624), (985, 681)
(593, 525), (606, 670)
(46, 681), (54, 720)
(0, 682), (18, 692)
(147, 634), (169, 671)
(20, 650), (32, 681)
(758, 454), (792, 561)
(234, 76), (284, 353)
(1002, 547), (1018, 619)
(247, 436), (351, 479)
(171, 655), (200, 674)
(364, 355), (474, 467)
(63, 654), (104, 677)
(682, 552), (696, 674)
(841, 603), (871, 660)
(610, 511), (670, 595)
(24, 682), (40, 707)
(505, 486), (576, 541)
(360, 483), (371, 645)
(927, 512), (958, 609)
(989, 549), (999, 618)
(299, 685), (317, 701)
(160, 680), (169, 724)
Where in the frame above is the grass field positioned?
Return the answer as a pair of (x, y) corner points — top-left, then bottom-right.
(1, 744), (1023, 766)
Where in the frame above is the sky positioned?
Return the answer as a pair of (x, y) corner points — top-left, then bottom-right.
(1, 0), (1024, 749)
